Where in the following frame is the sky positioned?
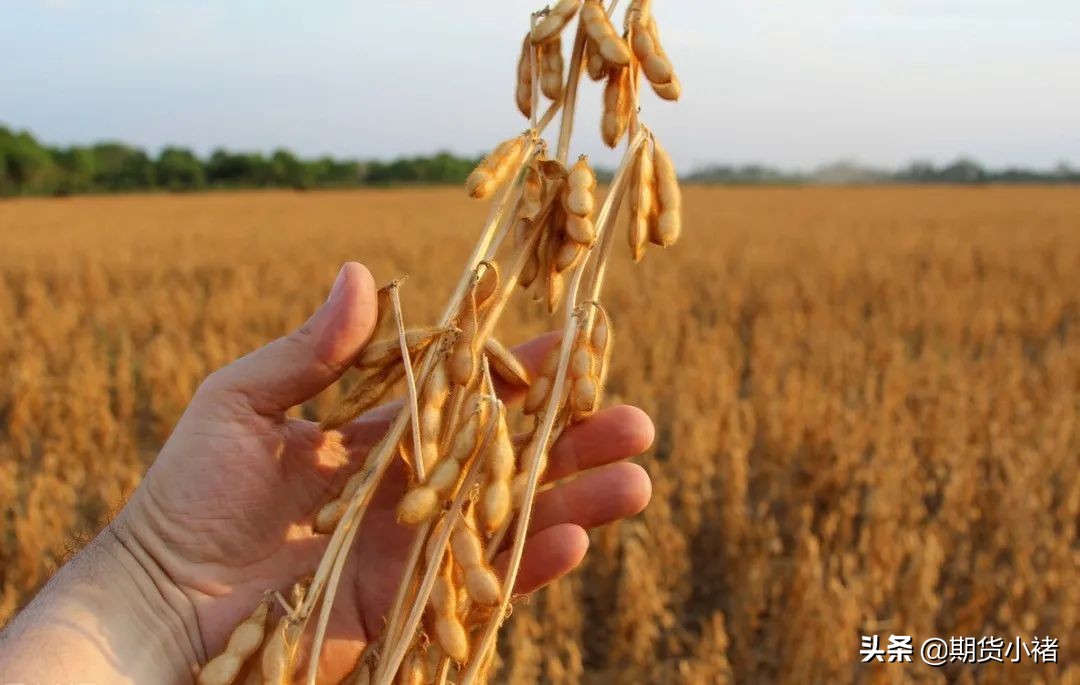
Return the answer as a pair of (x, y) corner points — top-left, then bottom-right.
(3, 1), (1079, 172)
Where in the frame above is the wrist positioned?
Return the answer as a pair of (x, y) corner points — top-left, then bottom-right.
(0, 520), (204, 684)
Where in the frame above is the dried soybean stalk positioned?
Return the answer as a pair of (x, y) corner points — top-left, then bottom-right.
(374, 522), (433, 678)
(388, 281), (428, 482)
(555, 19), (588, 161)
(234, 113), (544, 685)
(256, 0), (686, 679)
(458, 128), (648, 685)
(305, 496), (370, 685)
(529, 11), (543, 130)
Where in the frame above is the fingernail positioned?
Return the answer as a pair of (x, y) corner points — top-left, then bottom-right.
(326, 264), (349, 304)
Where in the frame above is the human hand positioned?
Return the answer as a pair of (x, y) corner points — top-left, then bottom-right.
(86, 262), (653, 682)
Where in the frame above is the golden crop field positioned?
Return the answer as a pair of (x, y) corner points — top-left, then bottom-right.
(0, 186), (1077, 684)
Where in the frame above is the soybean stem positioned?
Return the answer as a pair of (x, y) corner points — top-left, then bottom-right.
(389, 281), (426, 482)
(529, 12), (541, 131)
(556, 20), (588, 163)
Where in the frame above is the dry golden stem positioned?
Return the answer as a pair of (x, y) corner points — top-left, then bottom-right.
(536, 98), (562, 132)
(373, 400), (502, 685)
(434, 657), (452, 685)
(626, 31), (642, 137)
(529, 12), (541, 131)
(440, 385), (467, 455)
(583, 135), (646, 305)
(388, 280), (426, 483)
(555, 20), (587, 162)
(304, 502), (366, 685)
(458, 126), (647, 685)
(374, 522), (429, 676)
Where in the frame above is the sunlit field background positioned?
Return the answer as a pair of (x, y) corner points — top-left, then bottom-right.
(0, 186), (1077, 683)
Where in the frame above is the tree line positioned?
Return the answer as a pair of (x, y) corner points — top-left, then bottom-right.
(2, 124), (1077, 198)
(0, 125), (480, 197)
(682, 158), (1080, 185)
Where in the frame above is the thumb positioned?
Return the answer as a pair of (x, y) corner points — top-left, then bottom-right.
(204, 262), (378, 414)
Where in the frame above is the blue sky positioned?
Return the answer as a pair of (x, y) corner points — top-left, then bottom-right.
(3, 1), (1079, 171)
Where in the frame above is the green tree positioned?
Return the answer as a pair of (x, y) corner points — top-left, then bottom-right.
(156, 147), (205, 190)
(269, 149), (314, 189)
(90, 143), (155, 190)
(52, 146), (98, 195)
(0, 127), (58, 195)
(205, 149), (272, 188)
